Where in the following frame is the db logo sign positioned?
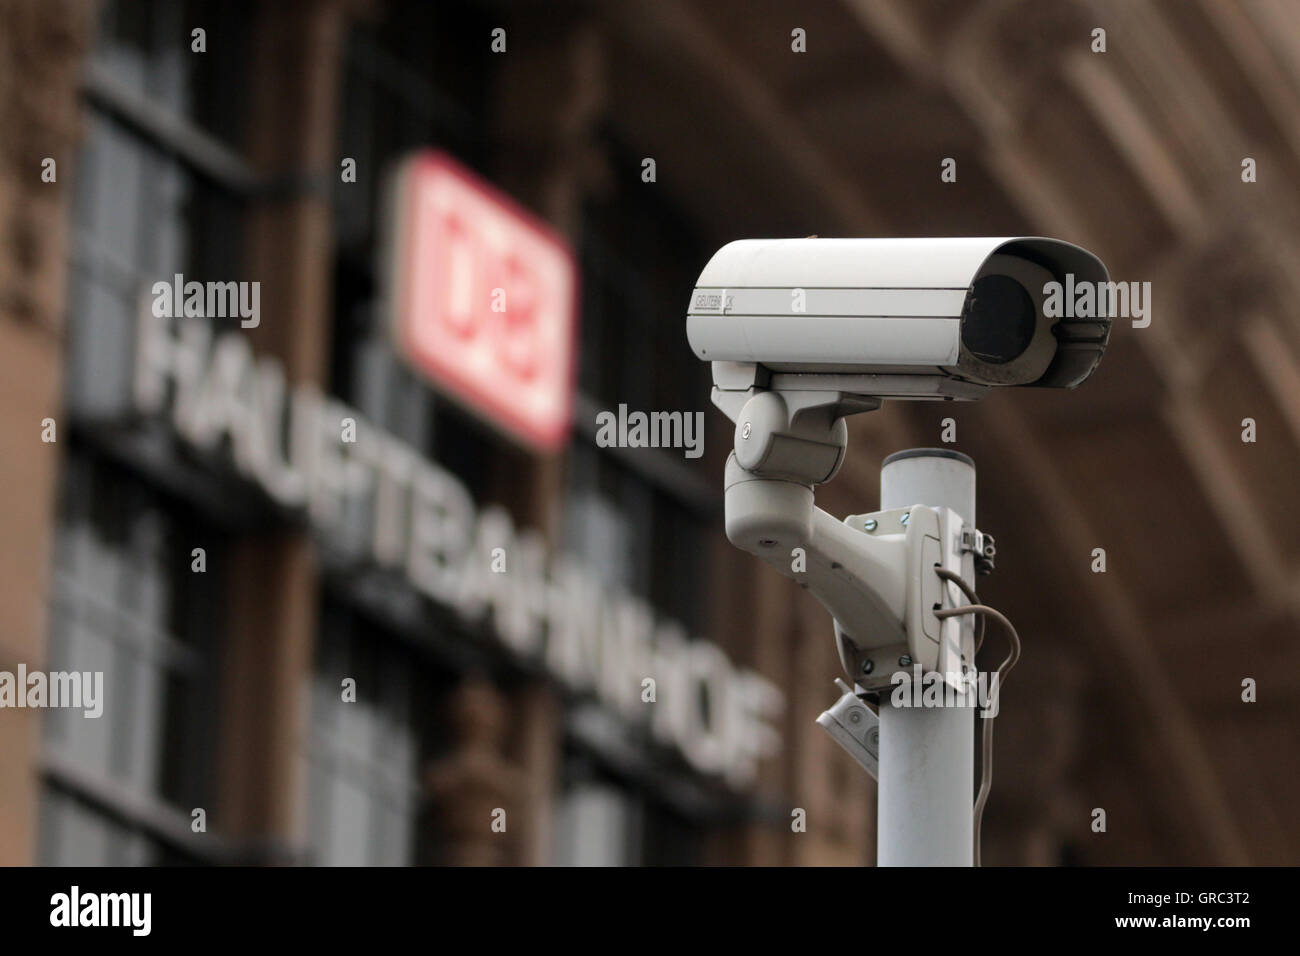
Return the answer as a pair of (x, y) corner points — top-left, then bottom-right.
(390, 151), (578, 451)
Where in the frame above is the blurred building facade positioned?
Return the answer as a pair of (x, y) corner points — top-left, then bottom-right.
(2, 0), (1299, 866)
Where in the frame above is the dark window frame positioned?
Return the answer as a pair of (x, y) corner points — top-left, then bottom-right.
(43, 0), (264, 867)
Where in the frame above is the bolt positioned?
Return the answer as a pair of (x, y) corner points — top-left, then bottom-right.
(861, 659), (874, 675)
(900, 512), (910, 527)
(741, 422), (752, 439)
(848, 710), (862, 724)
(899, 655), (912, 667)
(864, 518), (878, 532)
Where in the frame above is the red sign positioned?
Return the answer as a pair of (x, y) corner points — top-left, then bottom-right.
(390, 151), (578, 451)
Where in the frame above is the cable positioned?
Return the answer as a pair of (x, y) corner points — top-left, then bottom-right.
(933, 566), (985, 653)
(934, 602), (1021, 867)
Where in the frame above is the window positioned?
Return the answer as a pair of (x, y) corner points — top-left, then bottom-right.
(89, 0), (252, 148)
(563, 150), (716, 632)
(65, 108), (246, 420)
(332, 0), (490, 255)
(42, 0), (255, 866)
(305, 602), (451, 866)
(67, 0), (251, 421)
(40, 454), (222, 865)
(329, 0), (507, 499)
(551, 752), (705, 867)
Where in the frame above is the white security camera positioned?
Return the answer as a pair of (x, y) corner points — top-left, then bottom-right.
(687, 236), (1110, 694)
(687, 237), (1111, 401)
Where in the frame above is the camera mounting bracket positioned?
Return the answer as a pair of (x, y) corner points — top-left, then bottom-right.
(716, 367), (978, 695)
(709, 361), (991, 445)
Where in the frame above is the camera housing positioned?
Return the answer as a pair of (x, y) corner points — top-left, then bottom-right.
(686, 237), (1111, 400)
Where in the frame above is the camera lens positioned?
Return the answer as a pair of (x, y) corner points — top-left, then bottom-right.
(960, 274), (1036, 365)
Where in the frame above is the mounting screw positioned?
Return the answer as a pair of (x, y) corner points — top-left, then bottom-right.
(900, 512), (910, 526)
(864, 518), (878, 532)
(861, 659), (874, 675)
(899, 655), (912, 667)
(741, 422), (752, 439)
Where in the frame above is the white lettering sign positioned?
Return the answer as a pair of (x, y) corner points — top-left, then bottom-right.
(132, 308), (782, 786)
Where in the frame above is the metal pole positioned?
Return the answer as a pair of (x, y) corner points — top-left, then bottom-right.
(877, 449), (976, 866)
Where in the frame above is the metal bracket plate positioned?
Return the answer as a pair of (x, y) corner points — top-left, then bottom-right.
(816, 679), (880, 780)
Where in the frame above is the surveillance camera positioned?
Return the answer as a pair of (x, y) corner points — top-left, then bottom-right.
(686, 237), (1111, 400)
(689, 237), (1106, 697)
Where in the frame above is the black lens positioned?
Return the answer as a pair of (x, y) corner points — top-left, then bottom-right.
(960, 274), (1036, 365)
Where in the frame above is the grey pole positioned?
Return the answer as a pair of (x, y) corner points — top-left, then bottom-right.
(877, 449), (977, 866)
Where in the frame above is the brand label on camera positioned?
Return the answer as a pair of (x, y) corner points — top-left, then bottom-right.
(691, 290), (730, 313)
